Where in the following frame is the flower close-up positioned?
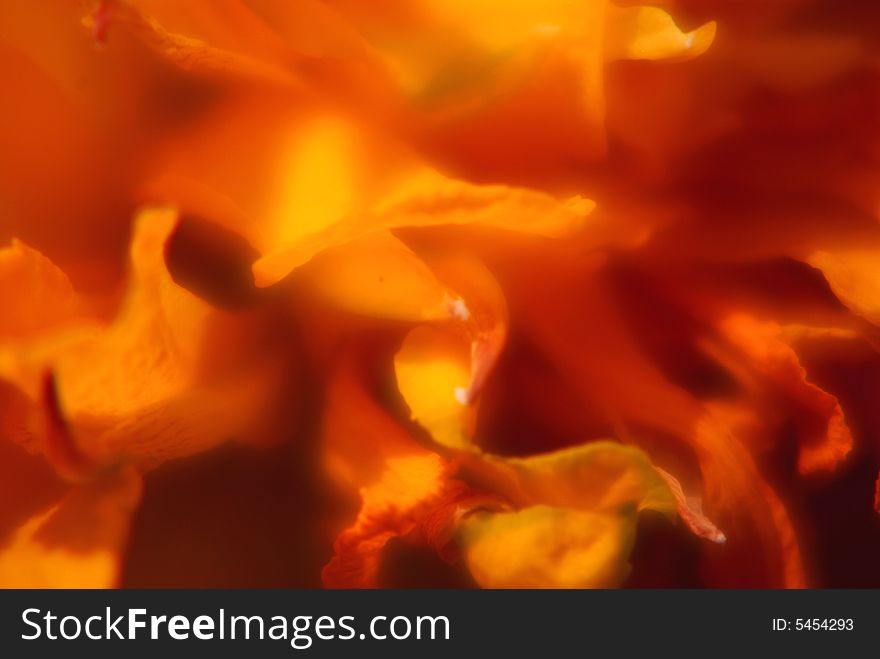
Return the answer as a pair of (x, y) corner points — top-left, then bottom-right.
(2, 0), (880, 590)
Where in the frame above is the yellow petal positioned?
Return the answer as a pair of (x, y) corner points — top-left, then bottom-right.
(605, 6), (716, 62)
(807, 249), (880, 326)
(253, 174), (593, 286)
(369, 169), (595, 239)
(0, 466), (142, 588)
(323, 453), (447, 588)
(473, 441), (675, 514)
(393, 256), (508, 448)
(249, 114), (593, 286)
(298, 231), (462, 321)
(148, 107), (594, 288)
(267, 115), (365, 247)
(395, 326), (473, 449)
(455, 442), (679, 589)
(427, 255), (508, 405)
(459, 504), (636, 588)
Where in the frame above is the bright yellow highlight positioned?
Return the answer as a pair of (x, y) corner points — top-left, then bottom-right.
(395, 326), (472, 448)
(460, 504), (636, 588)
(457, 441), (675, 588)
(252, 150), (595, 288)
(605, 6), (717, 61)
(271, 116), (362, 247)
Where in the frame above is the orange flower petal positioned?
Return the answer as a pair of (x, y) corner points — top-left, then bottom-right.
(513, 265), (806, 585)
(146, 108), (595, 288)
(393, 256), (507, 447)
(455, 441), (679, 589)
(459, 504), (637, 589)
(298, 231), (463, 322)
(808, 249), (880, 326)
(431, 256), (508, 406)
(0, 239), (82, 339)
(654, 467), (726, 544)
(85, 0), (301, 85)
(0, 207), (274, 468)
(395, 326), (474, 449)
(468, 441), (675, 515)
(695, 406), (807, 588)
(322, 453), (448, 588)
(320, 358), (431, 491)
(0, 465), (142, 588)
(251, 126), (594, 286)
(720, 314), (853, 475)
(605, 6), (716, 62)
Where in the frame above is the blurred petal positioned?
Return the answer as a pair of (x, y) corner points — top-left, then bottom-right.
(695, 407), (807, 588)
(324, 0), (601, 103)
(512, 263), (806, 585)
(0, 239), (82, 338)
(146, 104), (595, 288)
(324, 361), (680, 587)
(0, 1), (144, 289)
(321, 361), (428, 491)
(299, 231), (462, 321)
(720, 314), (853, 475)
(459, 504), (636, 588)
(323, 0), (714, 179)
(0, 207), (274, 468)
(322, 453), (448, 588)
(454, 440), (691, 588)
(655, 467), (726, 544)
(0, 465), (142, 588)
(396, 326), (473, 449)
(393, 256), (507, 447)
(605, 6), (716, 62)
(429, 256), (508, 405)
(251, 119), (594, 286)
(465, 441), (675, 515)
(87, 0), (301, 85)
(323, 415), (678, 588)
(808, 249), (880, 326)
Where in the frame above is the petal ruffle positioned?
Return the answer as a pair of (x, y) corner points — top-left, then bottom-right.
(322, 453), (448, 588)
(0, 207), (275, 468)
(718, 314), (853, 475)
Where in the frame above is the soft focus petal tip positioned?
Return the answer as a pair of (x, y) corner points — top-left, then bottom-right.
(607, 6), (717, 62)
